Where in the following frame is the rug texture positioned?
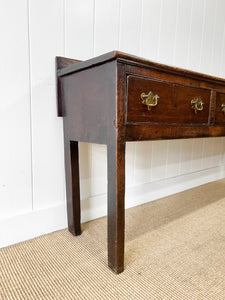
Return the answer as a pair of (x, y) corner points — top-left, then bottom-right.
(1, 180), (225, 299)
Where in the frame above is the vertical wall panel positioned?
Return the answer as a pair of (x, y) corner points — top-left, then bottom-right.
(79, 143), (92, 200)
(210, 137), (223, 167)
(151, 141), (167, 181)
(91, 144), (107, 196)
(202, 138), (214, 169)
(186, 0), (204, 71)
(0, 0), (32, 218)
(134, 142), (152, 185)
(210, 0), (225, 76)
(65, 0), (94, 59)
(29, 0), (65, 209)
(125, 143), (136, 187)
(157, 0), (178, 65)
(179, 140), (193, 175)
(94, 0), (120, 55)
(166, 140), (181, 178)
(219, 25), (225, 77)
(119, 0), (142, 55)
(140, 0), (162, 61)
(173, 0), (192, 68)
(191, 139), (203, 172)
(199, 0), (216, 75)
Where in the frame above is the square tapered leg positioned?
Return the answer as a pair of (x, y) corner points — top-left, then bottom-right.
(107, 139), (126, 274)
(64, 140), (81, 236)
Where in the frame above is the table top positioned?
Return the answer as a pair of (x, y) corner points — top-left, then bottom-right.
(57, 51), (225, 86)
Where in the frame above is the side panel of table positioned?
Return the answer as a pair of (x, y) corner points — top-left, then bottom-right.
(59, 61), (127, 273)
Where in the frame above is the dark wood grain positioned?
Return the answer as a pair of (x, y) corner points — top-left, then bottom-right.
(61, 61), (117, 144)
(56, 51), (225, 274)
(64, 139), (81, 235)
(126, 75), (211, 125)
(125, 64), (225, 93)
(125, 124), (225, 141)
(107, 63), (126, 274)
(56, 56), (81, 70)
(107, 138), (125, 274)
(58, 50), (225, 86)
(56, 57), (81, 116)
(70, 141), (81, 235)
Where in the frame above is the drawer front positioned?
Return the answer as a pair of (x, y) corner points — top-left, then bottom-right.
(126, 75), (211, 125)
(215, 92), (225, 125)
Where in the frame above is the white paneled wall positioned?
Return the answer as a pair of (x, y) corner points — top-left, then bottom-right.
(29, 0), (65, 211)
(1, 0), (225, 248)
(0, 0), (32, 219)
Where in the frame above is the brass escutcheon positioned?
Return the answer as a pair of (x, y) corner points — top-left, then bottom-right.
(221, 103), (225, 115)
(141, 91), (160, 111)
(191, 98), (204, 114)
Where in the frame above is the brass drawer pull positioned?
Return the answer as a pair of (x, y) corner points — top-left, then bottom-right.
(221, 104), (225, 115)
(191, 98), (204, 114)
(141, 91), (160, 111)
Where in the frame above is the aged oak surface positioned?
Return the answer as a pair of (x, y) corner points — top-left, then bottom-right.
(56, 51), (225, 273)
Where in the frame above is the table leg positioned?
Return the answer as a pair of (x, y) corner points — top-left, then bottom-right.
(64, 140), (81, 236)
(107, 140), (125, 274)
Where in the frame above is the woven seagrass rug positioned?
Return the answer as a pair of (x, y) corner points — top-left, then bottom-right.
(1, 180), (225, 299)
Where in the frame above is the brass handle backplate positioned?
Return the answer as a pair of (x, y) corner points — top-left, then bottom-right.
(221, 104), (225, 115)
(141, 91), (160, 111)
(191, 98), (204, 114)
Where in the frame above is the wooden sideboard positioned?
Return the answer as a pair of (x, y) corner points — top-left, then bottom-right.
(56, 51), (225, 274)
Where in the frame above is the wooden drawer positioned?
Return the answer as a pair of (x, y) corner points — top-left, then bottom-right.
(215, 92), (225, 125)
(126, 75), (211, 125)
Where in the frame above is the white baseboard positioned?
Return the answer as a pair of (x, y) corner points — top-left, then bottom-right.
(0, 204), (67, 249)
(1, 166), (225, 249)
(81, 165), (225, 222)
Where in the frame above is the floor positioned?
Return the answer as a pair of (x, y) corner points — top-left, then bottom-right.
(1, 180), (225, 299)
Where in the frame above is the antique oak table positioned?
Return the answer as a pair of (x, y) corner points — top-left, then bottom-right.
(56, 51), (225, 274)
